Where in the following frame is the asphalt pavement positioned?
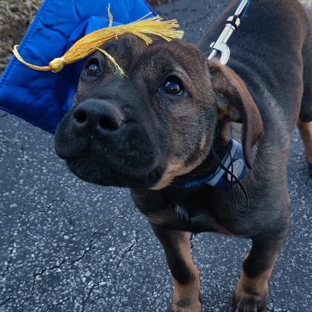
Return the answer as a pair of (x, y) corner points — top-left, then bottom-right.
(1, 0), (312, 311)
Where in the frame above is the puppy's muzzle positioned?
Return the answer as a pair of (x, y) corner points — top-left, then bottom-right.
(55, 98), (125, 162)
(55, 96), (162, 187)
(72, 99), (124, 135)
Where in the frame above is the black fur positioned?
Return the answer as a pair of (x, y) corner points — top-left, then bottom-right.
(54, 1), (312, 311)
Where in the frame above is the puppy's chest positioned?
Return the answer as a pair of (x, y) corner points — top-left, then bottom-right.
(173, 205), (226, 234)
(165, 189), (236, 234)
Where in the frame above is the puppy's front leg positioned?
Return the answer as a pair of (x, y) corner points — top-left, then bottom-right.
(297, 119), (312, 176)
(151, 224), (201, 312)
(231, 236), (286, 312)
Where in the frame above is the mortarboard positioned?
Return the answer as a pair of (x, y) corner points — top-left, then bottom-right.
(0, 0), (161, 132)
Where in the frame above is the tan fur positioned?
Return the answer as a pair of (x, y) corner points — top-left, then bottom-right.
(298, 119), (312, 163)
(151, 156), (207, 190)
(169, 232), (201, 312)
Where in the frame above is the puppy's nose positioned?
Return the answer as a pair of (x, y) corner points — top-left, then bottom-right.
(72, 99), (124, 133)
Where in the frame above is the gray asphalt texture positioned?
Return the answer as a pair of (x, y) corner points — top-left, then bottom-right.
(1, 0), (312, 311)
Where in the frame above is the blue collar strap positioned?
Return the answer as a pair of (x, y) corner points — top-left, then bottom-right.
(173, 139), (246, 191)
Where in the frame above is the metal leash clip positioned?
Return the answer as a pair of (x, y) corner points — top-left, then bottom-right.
(208, 0), (249, 65)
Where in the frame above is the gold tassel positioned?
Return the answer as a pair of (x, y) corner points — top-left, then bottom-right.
(12, 7), (184, 74)
(97, 48), (126, 78)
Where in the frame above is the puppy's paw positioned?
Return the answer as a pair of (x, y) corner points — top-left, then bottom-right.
(167, 297), (202, 312)
(231, 286), (268, 312)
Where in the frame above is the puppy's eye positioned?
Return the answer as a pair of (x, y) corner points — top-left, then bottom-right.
(85, 59), (101, 77)
(161, 76), (184, 95)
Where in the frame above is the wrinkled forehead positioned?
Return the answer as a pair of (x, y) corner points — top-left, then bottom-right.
(97, 34), (208, 79)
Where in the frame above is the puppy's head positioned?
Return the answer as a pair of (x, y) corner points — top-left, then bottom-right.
(54, 35), (262, 189)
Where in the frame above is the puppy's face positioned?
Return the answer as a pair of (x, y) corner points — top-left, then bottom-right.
(55, 35), (257, 190)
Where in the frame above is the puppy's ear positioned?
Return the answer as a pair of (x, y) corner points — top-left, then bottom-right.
(208, 60), (263, 168)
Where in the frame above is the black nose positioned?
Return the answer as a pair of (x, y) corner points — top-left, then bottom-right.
(72, 99), (124, 133)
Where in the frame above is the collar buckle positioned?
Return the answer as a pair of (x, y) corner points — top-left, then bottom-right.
(205, 139), (246, 191)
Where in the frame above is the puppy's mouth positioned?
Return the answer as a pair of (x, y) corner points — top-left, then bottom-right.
(64, 153), (163, 189)
(55, 126), (164, 189)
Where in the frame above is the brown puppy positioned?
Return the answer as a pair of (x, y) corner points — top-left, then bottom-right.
(54, 0), (312, 311)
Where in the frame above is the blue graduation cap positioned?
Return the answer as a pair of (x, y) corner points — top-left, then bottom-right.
(0, 0), (156, 133)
